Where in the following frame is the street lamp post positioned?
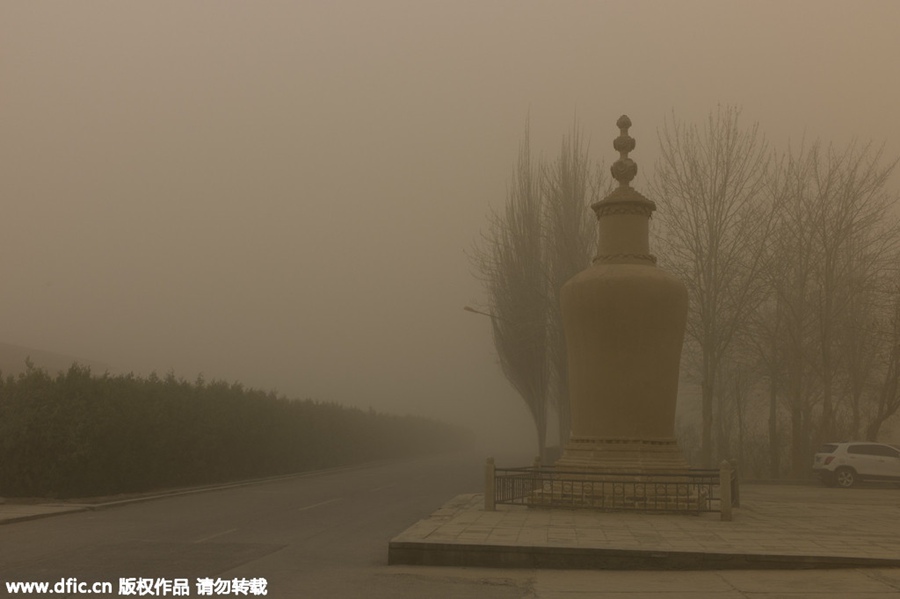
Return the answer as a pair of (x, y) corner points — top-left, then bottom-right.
(463, 305), (492, 319)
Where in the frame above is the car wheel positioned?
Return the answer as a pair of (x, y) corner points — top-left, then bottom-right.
(834, 467), (856, 488)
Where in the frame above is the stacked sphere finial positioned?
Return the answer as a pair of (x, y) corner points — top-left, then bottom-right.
(611, 115), (637, 187)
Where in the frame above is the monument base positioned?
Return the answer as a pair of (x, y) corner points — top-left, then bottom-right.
(555, 436), (690, 472)
(540, 437), (707, 512)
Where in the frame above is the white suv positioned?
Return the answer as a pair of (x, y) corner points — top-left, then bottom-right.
(813, 442), (900, 488)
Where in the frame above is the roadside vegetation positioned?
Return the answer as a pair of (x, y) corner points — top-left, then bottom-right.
(0, 363), (467, 498)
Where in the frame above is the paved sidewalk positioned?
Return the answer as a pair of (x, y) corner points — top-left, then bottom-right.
(389, 483), (900, 570)
(0, 466), (362, 526)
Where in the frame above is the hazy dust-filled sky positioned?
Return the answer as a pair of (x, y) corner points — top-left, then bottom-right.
(2, 1), (899, 450)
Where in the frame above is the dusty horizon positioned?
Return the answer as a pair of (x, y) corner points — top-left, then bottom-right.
(2, 1), (899, 451)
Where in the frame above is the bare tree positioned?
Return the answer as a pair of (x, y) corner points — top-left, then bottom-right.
(802, 141), (896, 441)
(542, 122), (607, 448)
(651, 105), (774, 467)
(761, 139), (898, 474)
(471, 124), (550, 458)
(762, 147), (821, 476)
(713, 345), (755, 467)
(836, 229), (894, 438)
(865, 278), (900, 440)
(746, 292), (787, 477)
(471, 119), (606, 459)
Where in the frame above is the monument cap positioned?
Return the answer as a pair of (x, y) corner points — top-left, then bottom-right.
(611, 114), (637, 187)
(593, 114), (655, 216)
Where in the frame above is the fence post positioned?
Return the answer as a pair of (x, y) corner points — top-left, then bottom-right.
(729, 458), (740, 508)
(485, 457), (496, 511)
(719, 460), (732, 521)
(531, 455), (542, 503)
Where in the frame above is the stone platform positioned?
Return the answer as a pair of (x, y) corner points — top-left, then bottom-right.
(389, 483), (900, 570)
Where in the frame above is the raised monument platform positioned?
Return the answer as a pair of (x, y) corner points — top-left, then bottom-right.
(389, 485), (900, 570)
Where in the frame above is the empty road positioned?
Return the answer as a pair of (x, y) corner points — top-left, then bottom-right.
(0, 450), (532, 598)
(4, 451), (900, 598)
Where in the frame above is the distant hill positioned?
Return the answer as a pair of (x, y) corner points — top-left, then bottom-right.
(0, 342), (110, 378)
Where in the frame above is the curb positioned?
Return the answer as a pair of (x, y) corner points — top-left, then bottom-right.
(387, 540), (900, 571)
(0, 459), (397, 525)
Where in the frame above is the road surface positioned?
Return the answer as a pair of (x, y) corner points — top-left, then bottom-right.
(3, 450), (900, 598)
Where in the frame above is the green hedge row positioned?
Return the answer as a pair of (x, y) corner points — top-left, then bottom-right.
(0, 364), (467, 498)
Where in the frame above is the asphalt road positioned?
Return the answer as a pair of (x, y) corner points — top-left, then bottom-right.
(5, 451), (900, 599)
(0, 450), (531, 598)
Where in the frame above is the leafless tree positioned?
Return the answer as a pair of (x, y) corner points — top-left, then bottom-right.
(471, 120), (605, 459)
(652, 113), (900, 476)
(542, 123), (607, 448)
(865, 278), (900, 440)
(713, 347), (755, 467)
(836, 229), (895, 438)
(761, 139), (898, 474)
(761, 147), (821, 476)
(471, 124), (550, 458)
(801, 141), (896, 442)
(651, 105), (774, 467)
(746, 293), (787, 477)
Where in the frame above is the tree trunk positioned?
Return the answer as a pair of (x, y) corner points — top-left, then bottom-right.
(715, 388), (728, 462)
(790, 404), (805, 478)
(768, 377), (779, 478)
(701, 380), (713, 468)
(736, 378), (745, 470)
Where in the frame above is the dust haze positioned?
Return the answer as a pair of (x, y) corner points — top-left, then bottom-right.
(2, 1), (899, 452)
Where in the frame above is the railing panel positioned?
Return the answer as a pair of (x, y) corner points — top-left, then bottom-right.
(491, 466), (736, 516)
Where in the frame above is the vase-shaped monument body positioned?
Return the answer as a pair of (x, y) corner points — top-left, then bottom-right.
(556, 115), (689, 472)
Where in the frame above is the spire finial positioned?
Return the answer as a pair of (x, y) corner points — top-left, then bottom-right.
(611, 115), (637, 187)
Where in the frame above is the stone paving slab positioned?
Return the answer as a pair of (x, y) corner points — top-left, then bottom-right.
(389, 483), (900, 570)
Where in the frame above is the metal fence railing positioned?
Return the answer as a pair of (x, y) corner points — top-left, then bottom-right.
(484, 459), (739, 521)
